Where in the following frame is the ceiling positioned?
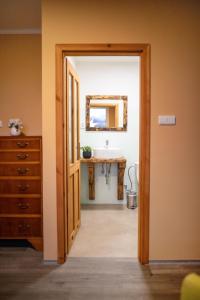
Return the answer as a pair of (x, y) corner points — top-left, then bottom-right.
(0, 0), (41, 33)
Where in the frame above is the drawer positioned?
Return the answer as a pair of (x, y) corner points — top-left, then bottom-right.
(0, 164), (41, 176)
(0, 217), (42, 237)
(0, 198), (41, 214)
(0, 179), (41, 194)
(0, 139), (40, 150)
(0, 151), (40, 162)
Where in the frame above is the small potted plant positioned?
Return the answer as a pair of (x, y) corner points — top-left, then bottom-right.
(8, 118), (23, 136)
(81, 145), (92, 159)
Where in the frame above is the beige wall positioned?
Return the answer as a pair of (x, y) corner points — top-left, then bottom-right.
(0, 0), (41, 30)
(0, 35), (41, 136)
(42, 0), (200, 260)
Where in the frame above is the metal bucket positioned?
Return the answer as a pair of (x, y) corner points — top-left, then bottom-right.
(126, 191), (137, 209)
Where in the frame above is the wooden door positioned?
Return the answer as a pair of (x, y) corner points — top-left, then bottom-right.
(66, 59), (81, 252)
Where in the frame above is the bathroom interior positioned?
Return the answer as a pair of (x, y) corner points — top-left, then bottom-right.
(66, 55), (140, 258)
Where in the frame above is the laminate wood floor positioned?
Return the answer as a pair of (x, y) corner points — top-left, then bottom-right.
(1, 247), (199, 300)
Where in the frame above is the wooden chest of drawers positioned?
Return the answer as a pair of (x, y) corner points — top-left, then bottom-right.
(0, 136), (43, 251)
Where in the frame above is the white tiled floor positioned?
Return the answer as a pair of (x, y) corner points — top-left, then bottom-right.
(69, 206), (138, 257)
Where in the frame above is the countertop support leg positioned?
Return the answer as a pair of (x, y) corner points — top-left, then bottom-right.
(118, 161), (126, 200)
(88, 163), (95, 200)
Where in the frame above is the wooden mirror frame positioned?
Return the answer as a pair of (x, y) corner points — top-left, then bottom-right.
(86, 95), (127, 131)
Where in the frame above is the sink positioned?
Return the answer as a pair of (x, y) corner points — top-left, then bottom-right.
(93, 147), (121, 159)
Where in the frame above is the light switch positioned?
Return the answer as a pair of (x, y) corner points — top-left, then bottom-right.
(0, 120), (3, 128)
(158, 115), (176, 125)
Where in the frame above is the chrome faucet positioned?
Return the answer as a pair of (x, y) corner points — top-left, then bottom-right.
(105, 139), (109, 148)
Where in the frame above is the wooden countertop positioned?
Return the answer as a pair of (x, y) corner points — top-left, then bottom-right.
(80, 157), (126, 163)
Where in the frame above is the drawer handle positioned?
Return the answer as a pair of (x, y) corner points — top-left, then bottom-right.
(17, 153), (29, 160)
(17, 168), (30, 175)
(17, 203), (30, 209)
(17, 184), (30, 192)
(18, 224), (31, 231)
(17, 142), (29, 148)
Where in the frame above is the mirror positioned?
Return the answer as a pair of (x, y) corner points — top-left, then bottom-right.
(86, 95), (127, 131)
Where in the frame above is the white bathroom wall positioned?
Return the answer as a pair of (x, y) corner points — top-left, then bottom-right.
(75, 58), (140, 204)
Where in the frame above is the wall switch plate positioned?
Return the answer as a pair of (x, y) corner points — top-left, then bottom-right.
(0, 120), (3, 128)
(158, 115), (176, 125)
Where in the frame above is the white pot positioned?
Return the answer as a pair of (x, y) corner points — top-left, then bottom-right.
(10, 126), (21, 136)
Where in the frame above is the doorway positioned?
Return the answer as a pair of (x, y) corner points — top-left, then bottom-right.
(56, 44), (150, 264)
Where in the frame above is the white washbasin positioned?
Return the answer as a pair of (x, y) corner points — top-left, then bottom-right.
(93, 147), (121, 159)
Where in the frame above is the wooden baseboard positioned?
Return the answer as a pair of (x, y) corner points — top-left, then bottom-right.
(149, 260), (200, 265)
(43, 260), (58, 265)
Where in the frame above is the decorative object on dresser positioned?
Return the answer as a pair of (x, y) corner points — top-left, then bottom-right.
(8, 119), (23, 136)
(0, 136), (43, 251)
